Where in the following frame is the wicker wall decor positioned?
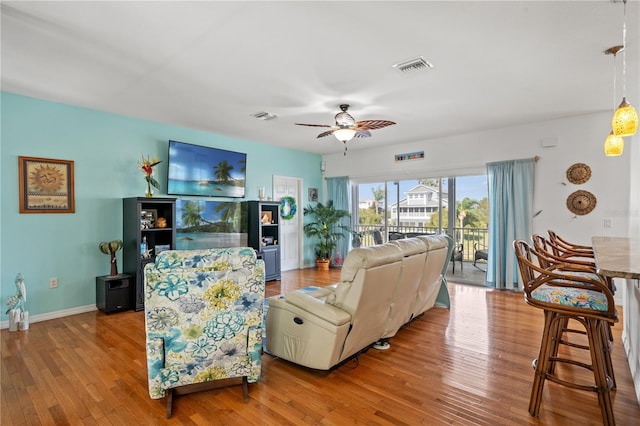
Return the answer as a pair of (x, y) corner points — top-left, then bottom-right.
(566, 163), (591, 185)
(566, 190), (597, 215)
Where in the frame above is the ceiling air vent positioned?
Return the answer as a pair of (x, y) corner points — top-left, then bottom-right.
(251, 111), (277, 121)
(392, 56), (434, 74)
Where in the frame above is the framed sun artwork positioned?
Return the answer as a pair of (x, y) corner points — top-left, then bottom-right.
(18, 156), (75, 213)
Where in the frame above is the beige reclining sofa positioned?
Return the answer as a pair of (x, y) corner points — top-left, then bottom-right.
(265, 234), (453, 370)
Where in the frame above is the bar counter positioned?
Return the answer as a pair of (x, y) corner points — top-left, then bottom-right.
(592, 235), (640, 405)
(592, 236), (640, 279)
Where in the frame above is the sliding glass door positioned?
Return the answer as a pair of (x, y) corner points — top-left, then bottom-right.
(354, 175), (488, 283)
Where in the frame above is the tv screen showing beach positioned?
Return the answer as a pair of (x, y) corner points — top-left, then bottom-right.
(175, 200), (247, 250)
(168, 140), (246, 197)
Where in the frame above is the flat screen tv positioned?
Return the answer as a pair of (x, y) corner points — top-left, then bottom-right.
(167, 140), (246, 197)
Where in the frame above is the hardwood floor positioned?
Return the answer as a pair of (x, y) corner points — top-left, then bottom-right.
(2, 268), (639, 425)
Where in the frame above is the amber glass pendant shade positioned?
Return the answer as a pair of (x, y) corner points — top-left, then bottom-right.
(604, 131), (624, 156)
(612, 97), (639, 137)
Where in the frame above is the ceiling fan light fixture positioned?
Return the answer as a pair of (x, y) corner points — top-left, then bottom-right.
(334, 128), (356, 143)
(604, 131), (624, 156)
(295, 104), (395, 156)
(335, 111), (355, 126)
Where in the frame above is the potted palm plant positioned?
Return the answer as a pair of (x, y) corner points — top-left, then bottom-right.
(303, 200), (350, 270)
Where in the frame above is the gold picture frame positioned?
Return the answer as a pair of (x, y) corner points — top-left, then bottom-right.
(261, 210), (273, 224)
(18, 156), (75, 214)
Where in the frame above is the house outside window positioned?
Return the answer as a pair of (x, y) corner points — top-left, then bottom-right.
(389, 184), (447, 228)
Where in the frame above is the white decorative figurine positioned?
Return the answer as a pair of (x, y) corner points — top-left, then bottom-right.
(6, 273), (28, 331)
(142, 248), (154, 260)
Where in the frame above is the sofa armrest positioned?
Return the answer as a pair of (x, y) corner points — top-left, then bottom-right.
(278, 292), (351, 326)
(298, 286), (335, 299)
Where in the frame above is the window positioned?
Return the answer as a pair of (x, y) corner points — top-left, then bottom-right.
(356, 176), (487, 240)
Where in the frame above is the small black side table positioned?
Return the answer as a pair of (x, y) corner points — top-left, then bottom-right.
(96, 274), (132, 314)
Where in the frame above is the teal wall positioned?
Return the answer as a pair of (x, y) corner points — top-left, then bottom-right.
(0, 92), (322, 320)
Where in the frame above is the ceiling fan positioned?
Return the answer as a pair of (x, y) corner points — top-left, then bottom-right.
(295, 104), (396, 155)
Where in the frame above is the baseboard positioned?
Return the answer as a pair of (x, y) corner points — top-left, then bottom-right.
(623, 331), (640, 405)
(0, 304), (97, 329)
(280, 265), (316, 271)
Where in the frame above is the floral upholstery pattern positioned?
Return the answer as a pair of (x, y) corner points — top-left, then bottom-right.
(144, 247), (265, 399)
(531, 285), (608, 312)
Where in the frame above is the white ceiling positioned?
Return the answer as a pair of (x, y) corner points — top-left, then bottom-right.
(2, 1), (639, 155)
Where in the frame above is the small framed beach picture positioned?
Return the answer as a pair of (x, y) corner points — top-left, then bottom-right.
(155, 244), (171, 254)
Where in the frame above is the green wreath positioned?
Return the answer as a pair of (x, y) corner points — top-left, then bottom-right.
(280, 196), (297, 220)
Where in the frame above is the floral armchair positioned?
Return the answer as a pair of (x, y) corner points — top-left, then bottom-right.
(143, 247), (265, 418)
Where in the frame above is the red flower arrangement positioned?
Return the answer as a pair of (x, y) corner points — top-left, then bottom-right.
(138, 155), (161, 197)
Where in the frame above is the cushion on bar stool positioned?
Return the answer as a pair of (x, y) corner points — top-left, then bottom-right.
(531, 286), (608, 312)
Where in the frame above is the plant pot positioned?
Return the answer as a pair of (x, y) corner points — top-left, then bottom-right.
(315, 258), (331, 270)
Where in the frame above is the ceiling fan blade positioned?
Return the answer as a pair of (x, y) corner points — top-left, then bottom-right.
(295, 123), (333, 128)
(317, 129), (336, 138)
(355, 130), (371, 138)
(354, 120), (396, 131)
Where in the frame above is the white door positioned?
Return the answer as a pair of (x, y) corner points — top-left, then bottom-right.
(273, 175), (302, 271)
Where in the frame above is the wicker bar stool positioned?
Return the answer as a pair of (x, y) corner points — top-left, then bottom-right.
(531, 234), (617, 389)
(514, 240), (618, 425)
(544, 231), (616, 294)
(534, 234), (595, 265)
(548, 229), (594, 253)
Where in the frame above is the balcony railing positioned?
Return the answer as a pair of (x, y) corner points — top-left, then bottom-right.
(351, 225), (488, 262)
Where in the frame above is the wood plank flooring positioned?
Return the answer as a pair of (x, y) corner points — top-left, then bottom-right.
(2, 268), (639, 425)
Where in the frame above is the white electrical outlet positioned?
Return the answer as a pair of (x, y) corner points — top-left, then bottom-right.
(604, 219), (612, 229)
(49, 277), (58, 288)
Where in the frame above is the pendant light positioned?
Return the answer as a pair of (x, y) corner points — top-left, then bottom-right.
(604, 131), (624, 156)
(612, 0), (638, 137)
(605, 46), (625, 156)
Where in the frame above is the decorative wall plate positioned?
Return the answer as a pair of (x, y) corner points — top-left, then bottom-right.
(566, 163), (591, 185)
(566, 190), (597, 215)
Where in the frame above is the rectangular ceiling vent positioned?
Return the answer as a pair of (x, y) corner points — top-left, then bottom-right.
(252, 111), (277, 121)
(392, 56), (434, 74)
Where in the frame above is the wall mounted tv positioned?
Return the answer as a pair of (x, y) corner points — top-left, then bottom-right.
(167, 140), (246, 197)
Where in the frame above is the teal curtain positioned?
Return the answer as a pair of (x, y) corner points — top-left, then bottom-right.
(326, 176), (351, 261)
(486, 158), (535, 290)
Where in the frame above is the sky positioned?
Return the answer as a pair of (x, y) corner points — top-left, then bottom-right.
(357, 175), (488, 204)
(168, 140), (246, 181)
